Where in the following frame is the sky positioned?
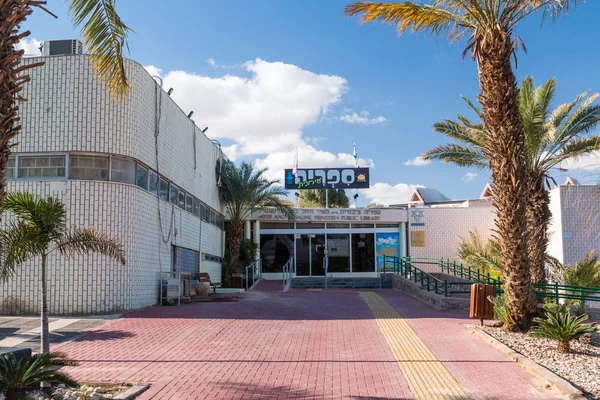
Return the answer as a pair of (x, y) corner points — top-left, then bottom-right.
(18, 0), (600, 206)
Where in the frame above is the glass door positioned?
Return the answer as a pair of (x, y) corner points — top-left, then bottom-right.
(295, 235), (310, 276)
(311, 235), (326, 276)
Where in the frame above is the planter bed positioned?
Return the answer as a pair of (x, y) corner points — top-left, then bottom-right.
(482, 325), (600, 399)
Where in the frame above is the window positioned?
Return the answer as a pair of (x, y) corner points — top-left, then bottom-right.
(178, 190), (186, 209)
(6, 156), (15, 179)
(70, 155), (108, 180)
(159, 178), (169, 201)
(149, 171), (159, 196)
(136, 165), (149, 190)
(17, 155), (66, 178)
(192, 199), (200, 217)
(169, 184), (180, 206)
(110, 157), (135, 184)
(327, 223), (349, 229)
(202, 205), (209, 222)
(185, 194), (193, 213)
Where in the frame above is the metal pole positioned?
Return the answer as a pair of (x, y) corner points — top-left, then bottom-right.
(325, 189), (329, 209)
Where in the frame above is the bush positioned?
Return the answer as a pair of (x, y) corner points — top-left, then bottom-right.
(530, 303), (597, 353)
(488, 295), (510, 325)
(0, 352), (78, 400)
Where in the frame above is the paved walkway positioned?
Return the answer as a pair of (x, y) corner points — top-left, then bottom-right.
(49, 288), (562, 399)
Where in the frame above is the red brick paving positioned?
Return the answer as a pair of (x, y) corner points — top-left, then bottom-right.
(54, 288), (562, 399)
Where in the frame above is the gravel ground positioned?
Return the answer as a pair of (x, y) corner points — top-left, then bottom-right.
(482, 325), (600, 399)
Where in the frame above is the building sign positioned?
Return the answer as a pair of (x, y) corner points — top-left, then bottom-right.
(254, 207), (407, 223)
(284, 168), (370, 189)
(411, 231), (425, 247)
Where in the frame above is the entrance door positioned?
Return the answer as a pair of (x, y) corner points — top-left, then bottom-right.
(294, 234), (326, 276)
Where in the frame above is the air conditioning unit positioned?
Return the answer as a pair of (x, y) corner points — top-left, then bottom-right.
(43, 39), (83, 56)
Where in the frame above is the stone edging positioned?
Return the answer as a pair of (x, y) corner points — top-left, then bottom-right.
(466, 325), (586, 400)
(113, 385), (150, 400)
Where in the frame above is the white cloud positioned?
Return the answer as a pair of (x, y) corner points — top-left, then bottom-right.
(559, 151), (600, 171)
(340, 111), (387, 125)
(463, 172), (478, 182)
(17, 38), (42, 56)
(362, 183), (424, 206)
(143, 65), (163, 78)
(206, 58), (216, 67)
(404, 156), (431, 167)
(206, 58), (241, 69)
(144, 59), (361, 185)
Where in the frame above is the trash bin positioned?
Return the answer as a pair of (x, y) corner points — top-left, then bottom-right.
(470, 283), (495, 324)
(231, 273), (244, 289)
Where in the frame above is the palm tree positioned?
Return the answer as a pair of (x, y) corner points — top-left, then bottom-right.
(0, 352), (77, 400)
(0, 0), (130, 205)
(424, 77), (600, 285)
(0, 192), (126, 354)
(218, 161), (294, 286)
(457, 230), (502, 277)
(345, 1), (580, 330)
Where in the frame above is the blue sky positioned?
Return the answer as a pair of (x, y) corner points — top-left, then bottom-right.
(21, 0), (600, 205)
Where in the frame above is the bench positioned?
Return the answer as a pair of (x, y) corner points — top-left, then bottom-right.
(197, 272), (222, 293)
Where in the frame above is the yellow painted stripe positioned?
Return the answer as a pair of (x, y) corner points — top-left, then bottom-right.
(360, 292), (470, 400)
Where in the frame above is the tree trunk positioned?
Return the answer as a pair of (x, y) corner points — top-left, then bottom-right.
(0, 1), (44, 205)
(477, 31), (536, 331)
(557, 340), (570, 354)
(224, 219), (245, 287)
(527, 176), (550, 284)
(4, 388), (26, 400)
(40, 253), (49, 354)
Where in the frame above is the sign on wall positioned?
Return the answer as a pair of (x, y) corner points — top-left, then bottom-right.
(376, 232), (400, 268)
(411, 231), (425, 247)
(284, 168), (370, 189)
(253, 207), (407, 223)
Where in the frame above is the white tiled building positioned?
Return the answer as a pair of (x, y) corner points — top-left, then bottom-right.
(0, 50), (224, 315)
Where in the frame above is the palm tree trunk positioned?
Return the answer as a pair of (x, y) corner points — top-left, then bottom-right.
(40, 253), (50, 354)
(0, 1), (44, 205)
(527, 176), (550, 284)
(477, 31), (536, 331)
(224, 219), (245, 287)
(557, 340), (570, 354)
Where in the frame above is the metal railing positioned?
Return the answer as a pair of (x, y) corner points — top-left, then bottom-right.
(384, 256), (600, 304)
(282, 257), (294, 292)
(245, 259), (262, 291)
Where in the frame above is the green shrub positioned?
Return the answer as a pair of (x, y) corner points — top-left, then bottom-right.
(530, 303), (597, 353)
(488, 295), (510, 324)
(0, 352), (78, 400)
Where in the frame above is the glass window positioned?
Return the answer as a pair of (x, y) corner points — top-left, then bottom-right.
(327, 234), (350, 272)
(192, 199), (200, 217)
(261, 222), (295, 229)
(149, 171), (158, 195)
(260, 234), (294, 273)
(70, 155), (108, 181)
(327, 223), (349, 229)
(169, 184), (180, 206)
(296, 223), (325, 229)
(351, 223), (374, 228)
(6, 156), (15, 179)
(110, 157), (135, 184)
(159, 178), (169, 201)
(376, 224), (399, 228)
(18, 155), (66, 178)
(202, 205), (209, 222)
(185, 194), (193, 213)
(136, 165), (149, 190)
(352, 233), (375, 272)
(178, 190), (186, 209)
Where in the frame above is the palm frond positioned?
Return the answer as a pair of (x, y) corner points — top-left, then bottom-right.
(70, 0), (133, 99)
(422, 144), (488, 168)
(345, 1), (468, 37)
(0, 222), (46, 282)
(54, 228), (126, 265)
(0, 352), (78, 391)
(432, 119), (485, 146)
(0, 192), (66, 239)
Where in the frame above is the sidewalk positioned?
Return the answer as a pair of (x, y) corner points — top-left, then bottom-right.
(47, 288), (562, 399)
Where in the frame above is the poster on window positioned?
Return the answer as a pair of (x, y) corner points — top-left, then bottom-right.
(376, 232), (400, 269)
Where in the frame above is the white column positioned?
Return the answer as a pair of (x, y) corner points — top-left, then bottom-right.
(400, 222), (407, 258)
(253, 220), (260, 260)
(245, 220), (251, 240)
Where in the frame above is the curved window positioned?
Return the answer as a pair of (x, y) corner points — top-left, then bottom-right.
(70, 155), (108, 181)
(136, 165), (148, 190)
(110, 157), (135, 184)
(18, 155), (65, 178)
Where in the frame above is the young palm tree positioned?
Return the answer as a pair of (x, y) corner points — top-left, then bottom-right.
(0, 352), (78, 400)
(0, 192), (126, 354)
(424, 77), (600, 284)
(0, 0), (130, 205)
(346, 1), (581, 330)
(218, 161), (294, 286)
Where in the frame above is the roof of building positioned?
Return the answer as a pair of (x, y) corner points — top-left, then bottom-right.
(564, 176), (581, 186)
(409, 188), (452, 204)
(480, 183), (493, 199)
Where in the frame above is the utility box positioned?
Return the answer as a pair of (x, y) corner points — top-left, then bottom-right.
(470, 283), (495, 322)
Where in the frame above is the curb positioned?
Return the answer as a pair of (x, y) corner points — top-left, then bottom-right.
(466, 325), (586, 400)
(113, 385), (150, 400)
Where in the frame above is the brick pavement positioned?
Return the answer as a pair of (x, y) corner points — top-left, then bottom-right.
(53, 288), (563, 399)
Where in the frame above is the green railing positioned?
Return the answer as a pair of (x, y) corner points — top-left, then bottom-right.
(383, 255), (600, 303)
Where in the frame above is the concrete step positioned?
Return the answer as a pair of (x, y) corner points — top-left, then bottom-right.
(291, 277), (392, 289)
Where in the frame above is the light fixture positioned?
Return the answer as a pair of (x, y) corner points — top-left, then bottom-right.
(167, 88), (173, 95)
(353, 193), (359, 200)
(187, 111), (194, 118)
